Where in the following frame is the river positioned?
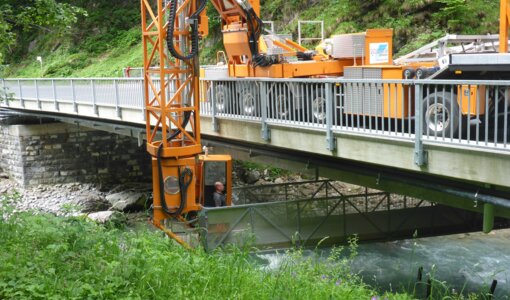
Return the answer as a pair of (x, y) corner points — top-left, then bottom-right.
(258, 229), (510, 298)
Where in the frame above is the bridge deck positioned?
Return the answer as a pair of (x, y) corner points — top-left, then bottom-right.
(1, 77), (509, 192)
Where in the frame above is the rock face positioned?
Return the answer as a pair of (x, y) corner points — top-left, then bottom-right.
(88, 211), (125, 224)
(106, 191), (149, 212)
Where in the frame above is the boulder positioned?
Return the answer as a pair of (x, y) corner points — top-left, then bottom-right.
(243, 170), (261, 184)
(74, 192), (110, 213)
(106, 191), (149, 212)
(274, 177), (285, 184)
(88, 211), (125, 224)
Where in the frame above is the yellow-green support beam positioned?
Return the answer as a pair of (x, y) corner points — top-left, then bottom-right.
(483, 203), (495, 233)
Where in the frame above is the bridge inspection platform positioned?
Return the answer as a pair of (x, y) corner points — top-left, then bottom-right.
(1, 76), (510, 237)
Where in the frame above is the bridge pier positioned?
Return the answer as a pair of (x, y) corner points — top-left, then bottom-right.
(0, 121), (150, 186)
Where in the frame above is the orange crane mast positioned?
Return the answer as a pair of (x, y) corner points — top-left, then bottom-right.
(141, 0), (232, 246)
(501, 0), (510, 53)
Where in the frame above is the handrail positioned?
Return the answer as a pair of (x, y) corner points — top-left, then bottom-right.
(1, 76), (509, 160)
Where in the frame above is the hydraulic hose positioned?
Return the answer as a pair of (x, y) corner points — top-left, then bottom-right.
(156, 110), (193, 217)
(166, 0), (207, 61)
(240, 0), (279, 67)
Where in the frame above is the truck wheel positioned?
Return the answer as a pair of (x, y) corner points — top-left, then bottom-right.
(214, 83), (231, 113)
(422, 92), (459, 137)
(238, 83), (259, 117)
(311, 87), (327, 124)
(269, 85), (293, 119)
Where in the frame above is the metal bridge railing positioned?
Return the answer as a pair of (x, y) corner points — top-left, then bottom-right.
(1, 77), (510, 162)
(1, 77), (147, 123)
(200, 77), (510, 160)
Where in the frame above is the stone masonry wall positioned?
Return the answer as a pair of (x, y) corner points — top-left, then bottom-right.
(0, 126), (24, 183)
(0, 122), (151, 186)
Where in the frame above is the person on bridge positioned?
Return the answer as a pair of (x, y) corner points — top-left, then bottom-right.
(213, 181), (226, 207)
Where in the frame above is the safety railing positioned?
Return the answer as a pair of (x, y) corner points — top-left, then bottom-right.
(417, 80), (510, 148)
(2, 77), (509, 161)
(233, 180), (333, 205)
(1, 78), (147, 123)
(233, 180), (427, 211)
(200, 77), (510, 160)
(199, 186), (434, 250)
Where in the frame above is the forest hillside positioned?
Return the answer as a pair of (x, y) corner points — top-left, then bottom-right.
(0, 0), (500, 78)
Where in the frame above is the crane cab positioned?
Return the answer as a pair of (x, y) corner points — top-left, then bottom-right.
(197, 154), (232, 208)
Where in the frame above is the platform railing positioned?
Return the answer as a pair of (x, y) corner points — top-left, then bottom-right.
(199, 187), (436, 250)
(1, 77), (510, 160)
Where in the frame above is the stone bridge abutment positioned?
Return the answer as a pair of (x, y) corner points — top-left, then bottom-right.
(0, 120), (150, 186)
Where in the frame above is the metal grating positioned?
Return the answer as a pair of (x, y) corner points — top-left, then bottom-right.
(330, 34), (366, 59)
(344, 68), (363, 115)
(363, 68), (383, 116)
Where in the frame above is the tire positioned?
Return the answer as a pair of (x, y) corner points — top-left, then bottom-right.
(310, 87), (327, 124)
(269, 84), (293, 119)
(422, 92), (460, 137)
(237, 82), (259, 117)
(213, 83), (231, 114)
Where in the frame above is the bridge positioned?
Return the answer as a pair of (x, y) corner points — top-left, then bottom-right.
(1, 76), (510, 236)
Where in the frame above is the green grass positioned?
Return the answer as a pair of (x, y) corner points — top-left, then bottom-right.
(0, 192), (413, 299)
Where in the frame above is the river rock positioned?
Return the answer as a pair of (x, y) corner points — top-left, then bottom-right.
(106, 191), (149, 212)
(75, 192), (110, 213)
(274, 177), (285, 184)
(88, 211), (125, 224)
(244, 170), (261, 184)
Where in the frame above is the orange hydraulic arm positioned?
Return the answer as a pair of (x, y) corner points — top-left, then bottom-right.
(208, 0), (279, 67)
(501, 0), (510, 53)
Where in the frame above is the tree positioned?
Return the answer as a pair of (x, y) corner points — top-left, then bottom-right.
(0, 0), (86, 64)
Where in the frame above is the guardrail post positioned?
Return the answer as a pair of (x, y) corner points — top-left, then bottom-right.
(52, 79), (58, 111)
(325, 82), (336, 151)
(35, 80), (41, 109)
(91, 79), (98, 115)
(114, 79), (121, 119)
(71, 79), (77, 113)
(18, 79), (25, 108)
(2, 79), (9, 107)
(211, 81), (219, 132)
(140, 79), (146, 122)
(414, 83), (427, 166)
(260, 81), (270, 141)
